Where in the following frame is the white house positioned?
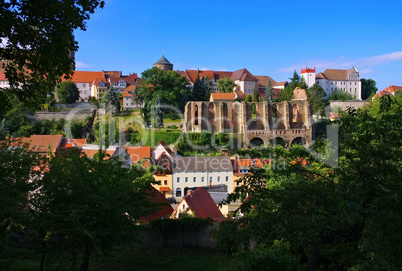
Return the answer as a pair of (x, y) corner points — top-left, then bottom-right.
(171, 156), (233, 201)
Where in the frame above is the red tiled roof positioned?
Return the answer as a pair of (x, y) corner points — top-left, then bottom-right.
(68, 71), (105, 83)
(214, 71), (233, 81)
(60, 138), (87, 148)
(25, 135), (64, 154)
(0, 72), (7, 81)
(93, 77), (109, 87)
(230, 68), (258, 82)
(234, 90), (246, 99)
(81, 149), (115, 159)
(121, 73), (139, 84)
(122, 85), (135, 97)
(154, 152), (173, 174)
(141, 188), (174, 222)
(210, 93), (235, 101)
(125, 146), (151, 167)
(175, 187), (223, 219)
(185, 70), (215, 84)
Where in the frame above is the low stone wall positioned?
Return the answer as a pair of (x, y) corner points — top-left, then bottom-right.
(330, 100), (368, 111)
(141, 223), (218, 248)
(31, 109), (93, 121)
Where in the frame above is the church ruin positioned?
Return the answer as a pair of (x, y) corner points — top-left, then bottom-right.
(183, 88), (312, 148)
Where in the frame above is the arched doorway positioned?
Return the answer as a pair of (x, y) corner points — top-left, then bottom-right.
(175, 188), (182, 197)
(291, 137), (306, 146)
(194, 104), (199, 125)
(270, 137), (286, 147)
(183, 187), (190, 196)
(249, 137), (265, 148)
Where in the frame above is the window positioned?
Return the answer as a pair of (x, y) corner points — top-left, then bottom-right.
(226, 176), (229, 182)
(176, 188), (182, 197)
(177, 177), (180, 183)
(84, 90), (87, 94)
(164, 180), (167, 185)
(201, 177), (205, 182)
(185, 177), (188, 183)
(217, 176), (220, 182)
(83, 84), (86, 87)
(193, 177), (196, 182)
(210, 176), (213, 182)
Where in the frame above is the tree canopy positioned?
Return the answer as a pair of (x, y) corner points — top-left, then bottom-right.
(329, 89), (354, 100)
(101, 87), (120, 113)
(190, 74), (210, 101)
(306, 84), (329, 115)
(226, 95), (402, 270)
(217, 77), (235, 93)
(56, 80), (79, 104)
(0, 0), (105, 110)
(263, 79), (274, 103)
(360, 78), (378, 100)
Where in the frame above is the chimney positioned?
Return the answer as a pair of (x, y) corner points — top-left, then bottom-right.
(187, 189), (193, 196)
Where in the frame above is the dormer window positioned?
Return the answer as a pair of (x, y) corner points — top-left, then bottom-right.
(114, 82), (118, 87)
(120, 80), (126, 86)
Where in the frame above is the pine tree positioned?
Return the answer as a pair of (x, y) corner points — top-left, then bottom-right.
(200, 76), (213, 101)
(101, 87), (120, 113)
(154, 95), (164, 129)
(264, 79), (274, 103)
(191, 73), (205, 101)
(252, 88), (259, 102)
(131, 83), (143, 108)
(288, 70), (300, 90)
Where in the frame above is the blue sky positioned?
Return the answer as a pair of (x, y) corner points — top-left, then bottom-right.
(74, 0), (402, 91)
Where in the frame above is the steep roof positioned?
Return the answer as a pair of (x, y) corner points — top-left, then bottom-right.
(234, 90), (246, 99)
(255, 75), (277, 87)
(173, 156), (233, 172)
(125, 146), (151, 167)
(385, 85), (402, 93)
(154, 54), (172, 65)
(210, 93), (235, 101)
(315, 72), (327, 80)
(152, 141), (174, 157)
(121, 73), (139, 84)
(184, 70), (215, 84)
(141, 188), (174, 222)
(93, 77), (109, 87)
(69, 71), (104, 83)
(231, 68), (258, 82)
(122, 85), (135, 97)
(154, 152), (173, 174)
(176, 187), (223, 219)
(320, 69), (350, 81)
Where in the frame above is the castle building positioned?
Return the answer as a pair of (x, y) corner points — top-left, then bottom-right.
(153, 54), (173, 71)
(301, 67), (316, 88)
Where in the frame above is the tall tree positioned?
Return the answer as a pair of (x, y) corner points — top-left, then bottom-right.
(101, 87), (120, 113)
(245, 94), (252, 103)
(264, 79), (274, 103)
(0, 0), (105, 110)
(307, 84), (328, 116)
(131, 83), (143, 108)
(139, 67), (189, 124)
(56, 80), (80, 104)
(28, 148), (157, 271)
(298, 76), (308, 89)
(190, 73), (206, 101)
(0, 119), (9, 139)
(200, 76), (213, 101)
(288, 70), (300, 90)
(217, 77), (236, 93)
(276, 87), (293, 102)
(154, 95), (164, 129)
(360, 78), (378, 100)
(252, 88), (259, 102)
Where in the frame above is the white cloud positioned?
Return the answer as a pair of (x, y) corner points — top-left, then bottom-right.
(359, 69), (374, 75)
(359, 52), (402, 66)
(75, 62), (91, 68)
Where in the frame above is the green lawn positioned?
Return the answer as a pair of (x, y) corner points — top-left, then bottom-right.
(10, 247), (234, 271)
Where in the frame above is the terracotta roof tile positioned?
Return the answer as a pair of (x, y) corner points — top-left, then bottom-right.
(230, 68), (258, 82)
(210, 93), (235, 101)
(213, 71), (233, 81)
(25, 135), (64, 154)
(125, 146), (151, 167)
(0, 72), (7, 81)
(185, 70), (215, 84)
(141, 188), (174, 222)
(320, 69), (350, 81)
(68, 71), (105, 83)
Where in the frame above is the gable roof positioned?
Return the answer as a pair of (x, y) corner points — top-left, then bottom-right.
(125, 146), (151, 167)
(231, 68), (258, 82)
(234, 90), (246, 99)
(174, 187), (223, 219)
(184, 70), (215, 84)
(141, 188), (174, 222)
(320, 69), (350, 81)
(122, 85), (135, 97)
(93, 77), (109, 87)
(154, 152), (173, 174)
(315, 72), (327, 80)
(173, 156), (233, 172)
(152, 141), (174, 157)
(69, 71), (105, 83)
(25, 135), (64, 154)
(210, 93), (235, 101)
(60, 138), (87, 148)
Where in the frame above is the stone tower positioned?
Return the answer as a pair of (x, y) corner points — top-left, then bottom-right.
(153, 54), (173, 71)
(301, 67), (315, 88)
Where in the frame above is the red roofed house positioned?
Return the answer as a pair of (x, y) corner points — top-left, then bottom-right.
(372, 85), (402, 100)
(209, 92), (236, 102)
(23, 135), (65, 156)
(125, 146), (151, 168)
(0, 72), (10, 88)
(68, 71), (104, 102)
(151, 141), (174, 162)
(230, 68), (259, 96)
(141, 188), (174, 223)
(170, 187), (223, 219)
(232, 158), (269, 192)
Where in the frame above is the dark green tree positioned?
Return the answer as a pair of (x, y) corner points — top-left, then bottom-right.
(298, 76), (308, 89)
(288, 70), (300, 90)
(154, 95), (164, 129)
(245, 94), (252, 103)
(264, 79), (274, 103)
(190, 73), (206, 101)
(307, 84), (328, 115)
(200, 76), (213, 101)
(0, 119), (9, 139)
(329, 89), (353, 100)
(0, 0), (104, 110)
(101, 87), (120, 113)
(28, 148), (157, 271)
(360, 78), (378, 100)
(131, 83), (143, 108)
(252, 88), (259, 102)
(276, 87), (293, 102)
(56, 80), (80, 104)
(217, 77), (236, 93)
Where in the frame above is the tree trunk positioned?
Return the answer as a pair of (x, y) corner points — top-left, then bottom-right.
(39, 242), (46, 271)
(79, 250), (91, 271)
(308, 243), (317, 271)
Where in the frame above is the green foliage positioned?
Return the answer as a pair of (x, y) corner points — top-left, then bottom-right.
(225, 96), (402, 270)
(0, 118), (9, 139)
(329, 89), (353, 100)
(263, 79), (274, 103)
(101, 87), (120, 113)
(360, 78), (378, 100)
(288, 70), (300, 90)
(190, 74), (207, 101)
(276, 87), (293, 102)
(131, 83), (143, 108)
(306, 84), (329, 115)
(217, 77), (236, 93)
(298, 77), (308, 90)
(27, 148), (157, 271)
(245, 94), (252, 103)
(141, 130), (182, 147)
(93, 115), (119, 147)
(153, 95), (164, 129)
(140, 67), (189, 124)
(0, 0), (104, 110)
(56, 81), (79, 104)
(148, 217), (212, 231)
(212, 220), (242, 254)
(252, 88), (258, 102)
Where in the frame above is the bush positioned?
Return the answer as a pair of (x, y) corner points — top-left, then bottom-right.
(167, 125), (178, 129)
(166, 113), (180, 120)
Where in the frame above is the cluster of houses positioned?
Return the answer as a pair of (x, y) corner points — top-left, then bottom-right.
(16, 134), (272, 219)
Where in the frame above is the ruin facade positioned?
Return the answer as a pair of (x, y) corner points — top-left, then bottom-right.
(183, 88), (312, 147)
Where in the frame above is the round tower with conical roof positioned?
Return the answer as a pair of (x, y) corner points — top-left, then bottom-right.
(153, 54), (173, 71)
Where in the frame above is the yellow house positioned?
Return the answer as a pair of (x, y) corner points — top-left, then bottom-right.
(232, 158), (267, 193)
(152, 152), (173, 198)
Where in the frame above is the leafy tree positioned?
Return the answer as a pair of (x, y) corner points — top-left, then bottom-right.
(298, 76), (308, 89)
(360, 78), (378, 100)
(139, 67), (189, 124)
(56, 80), (79, 104)
(200, 76), (213, 101)
(329, 89), (353, 100)
(28, 148), (157, 271)
(131, 83), (143, 108)
(0, 119), (9, 139)
(217, 77), (236, 93)
(154, 95), (164, 129)
(226, 96), (402, 270)
(101, 87), (120, 113)
(263, 79), (274, 103)
(245, 94), (252, 103)
(276, 87), (293, 102)
(190, 74), (205, 101)
(288, 70), (300, 90)
(0, 0), (105, 110)
(307, 84), (328, 115)
(252, 88), (259, 102)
